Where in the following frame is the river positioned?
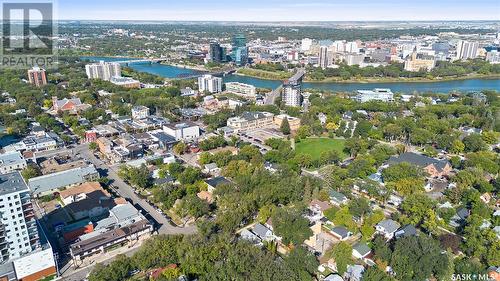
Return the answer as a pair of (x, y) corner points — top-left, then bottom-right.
(81, 56), (500, 93)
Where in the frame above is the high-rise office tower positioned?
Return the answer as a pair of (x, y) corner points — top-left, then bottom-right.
(319, 46), (329, 69)
(456, 40), (479, 60)
(209, 42), (223, 63)
(85, 61), (122, 81)
(27, 67), (47, 87)
(231, 35), (248, 66)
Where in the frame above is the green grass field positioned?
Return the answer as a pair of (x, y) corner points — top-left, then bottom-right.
(295, 138), (347, 160)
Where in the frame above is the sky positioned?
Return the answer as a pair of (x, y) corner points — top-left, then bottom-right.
(57, 0), (499, 21)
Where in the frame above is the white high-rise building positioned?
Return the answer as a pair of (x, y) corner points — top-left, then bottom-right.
(486, 50), (500, 64)
(85, 61), (121, 81)
(0, 172), (40, 260)
(456, 40), (479, 60)
(345, 41), (359, 53)
(333, 41), (346, 53)
(319, 46), (329, 69)
(198, 75), (223, 93)
(301, 38), (313, 52)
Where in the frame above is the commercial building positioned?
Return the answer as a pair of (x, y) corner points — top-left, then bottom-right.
(27, 67), (47, 87)
(456, 40), (479, 60)
(404, 49), (436, 72)
(319, 46), (329, 69)
(355, 88), (394, 103)
(274, 114), (301, 132)
(69, 202), (152, 261)
(131, 106), (150, 120)
(231, 35), (248, 66)
(163, 121), (200, 141)
(198, 75), (223, 93)
(226, 111), (274, 132)
(28, 165), (100, 196)
(0, 172), (56, 281)
(225, 82), (257, 98)
(282, 69), (305, 107)
(85, 61), (121, 81)
(110, 76), (141, 88)
(0, 151), (27, 175)
(209, 42), (226, 63)
(301, 38), (313, 52)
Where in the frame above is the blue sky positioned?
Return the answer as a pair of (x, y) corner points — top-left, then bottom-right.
(58, 0), (499, 21)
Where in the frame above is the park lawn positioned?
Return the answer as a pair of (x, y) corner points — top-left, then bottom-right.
(295, 138), (347, 160)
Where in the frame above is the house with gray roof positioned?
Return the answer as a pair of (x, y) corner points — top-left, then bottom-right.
(252, 223), (274, 241)
(376, 219), (401, 240)
(388, 152), (451, 178)
(205, 176), (231, 193)
(28, 165), (99, 196)
(239, 229), (261, 244)
(329, 190), (348, 206)
(352, 242), (371, 259)
(329, 226), (352, 241)
(395, 224), (418, 239)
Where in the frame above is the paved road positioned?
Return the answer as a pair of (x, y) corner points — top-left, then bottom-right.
(57, 144), (197, 280)
(73, 143), (196, 235)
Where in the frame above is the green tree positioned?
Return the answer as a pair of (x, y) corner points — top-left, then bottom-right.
(280, 117), (291, 135)
(331, 242), (352, 274)
(272, 208), (312, 246)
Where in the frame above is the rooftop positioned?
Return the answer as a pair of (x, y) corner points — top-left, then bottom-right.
(0, 171), (29, 196)
(0, 151), (25, 167)
(388, 152), (450, 172)
(28, 165), (99, 194)
(205, 176), (231, 188)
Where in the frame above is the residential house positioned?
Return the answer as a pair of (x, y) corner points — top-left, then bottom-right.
(329, 226), (352, 241)
(203, 163), (220, 176)
(205, 176), (231, 193)
(239, 229), (261, 244)
(352, 242), (371, 259)
(329, 190), (348, 206)
(394, 224), (418, 239)
(450, 208), (470, 228)
(387, 152), (452, 178)
(345, 264), (365, 281)
(375, 219), (401, 240)
(252, 223), (274, 241)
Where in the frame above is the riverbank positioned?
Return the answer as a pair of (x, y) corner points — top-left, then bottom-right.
(234, 69), (500, 84)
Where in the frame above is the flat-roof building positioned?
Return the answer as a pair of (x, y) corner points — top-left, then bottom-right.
(0, 151), (27, 175)
(355, 88), (394, 103)
(28, 165), (100, 196)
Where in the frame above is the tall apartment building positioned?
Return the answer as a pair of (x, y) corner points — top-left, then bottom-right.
(27, 67), (47, 87)
(85, 61), (121, 81)
(198, 75), (223, 93)
(225, 82), (256, 98)
(486, 50), (500, 64)
(0, 172), (56, 281)
(301, 38), (313, 52)
(319, 46), (329, 69)
(456, 40), (479, 60)
(282, 69), (305, 107)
